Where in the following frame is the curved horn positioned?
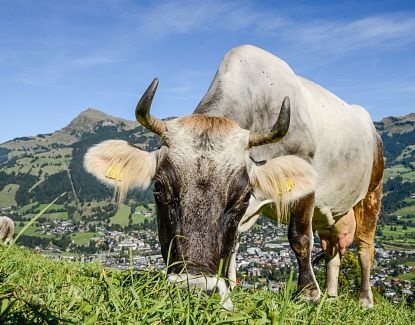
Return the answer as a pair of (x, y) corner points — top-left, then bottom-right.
(135, 78), (167, 135)
(248, 96), (290, 148)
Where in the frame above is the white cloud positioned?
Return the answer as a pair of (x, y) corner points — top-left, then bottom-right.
(133, 1), (415, 56)
(15, 54), (117, 86)
(282, 15), (415, 54)
(135, 0), (231, 37)
(10, 1), (415, 88)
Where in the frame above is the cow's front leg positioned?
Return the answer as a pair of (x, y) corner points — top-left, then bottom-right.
(288, 193), (320, 301)
(227, 241), (239, 290)
(325, 247), (341, 297)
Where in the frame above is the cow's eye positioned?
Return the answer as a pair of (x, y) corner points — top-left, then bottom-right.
(154, 180), (164, 192)
(154, 180), (168, 202)
(243, 192), (251, 203)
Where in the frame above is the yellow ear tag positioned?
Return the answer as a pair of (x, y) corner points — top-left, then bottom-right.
(105, 163), (124, 181)
(278, 177), (295, 195)
(286, 177), (295, 191)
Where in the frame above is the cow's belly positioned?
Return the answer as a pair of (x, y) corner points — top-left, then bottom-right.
(312, 109), (375, 218)
(311, 132), (373, 233)
(314, 166), (371, 219)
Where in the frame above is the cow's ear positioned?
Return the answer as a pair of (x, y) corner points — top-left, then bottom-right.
(84, 140), (157, 202)
(238, 198), (273, 232)
(249, 155), (317, 223)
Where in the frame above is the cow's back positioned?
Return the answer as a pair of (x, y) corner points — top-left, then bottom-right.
(195, 45), (377, 217)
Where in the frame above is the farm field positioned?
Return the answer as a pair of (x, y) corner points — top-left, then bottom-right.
(110, 204), (131, 227)
(396, 205), (415, 217)
(0, 184), (18, 208)
(377, 225), (415, 249)
(14, 222), (52, 238)
(70, 232), (101, 245)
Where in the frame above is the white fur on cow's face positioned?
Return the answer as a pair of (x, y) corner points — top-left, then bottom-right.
(164, 115), (251, 170)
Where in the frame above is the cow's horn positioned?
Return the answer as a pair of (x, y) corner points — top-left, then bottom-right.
(135, 78), (167, 135)
(248, 96), (290, 147)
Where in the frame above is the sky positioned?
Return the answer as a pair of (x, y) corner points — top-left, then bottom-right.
(1, 0), (415, 143)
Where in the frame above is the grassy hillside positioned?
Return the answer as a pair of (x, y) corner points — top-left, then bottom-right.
(0, 108), (158, 209)
(0, 245), (414, 324)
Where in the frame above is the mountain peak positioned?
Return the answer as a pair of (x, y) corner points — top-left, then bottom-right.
(78, 107), (113, 119)
(376, 112), (415, 134)
(61, 108), (136, 136)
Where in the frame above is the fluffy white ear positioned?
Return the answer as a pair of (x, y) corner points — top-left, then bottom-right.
(84, 140), (157, 202)
(249, 155), (317, 224)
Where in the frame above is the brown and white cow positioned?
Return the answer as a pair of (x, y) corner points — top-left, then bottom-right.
(85, 45), (383, 309)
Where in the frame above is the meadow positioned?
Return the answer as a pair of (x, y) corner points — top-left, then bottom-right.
(0, 201), (414, 324)
(1, 245), (415, 324)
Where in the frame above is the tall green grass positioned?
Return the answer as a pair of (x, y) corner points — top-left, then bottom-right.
(0, 196), (414, 323)
(1, 246), (414, 323)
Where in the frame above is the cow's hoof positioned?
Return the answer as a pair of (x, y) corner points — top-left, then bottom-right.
(359, 297), (374, 308)
(298, 287), (320, 303)
(359, 291), (374, 308)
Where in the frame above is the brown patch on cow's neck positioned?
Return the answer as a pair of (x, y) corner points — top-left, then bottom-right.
(368, 134), (384, 192)
(178, 114), (238, 136)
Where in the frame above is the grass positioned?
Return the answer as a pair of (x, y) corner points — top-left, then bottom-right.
(0, 245), (414, 324)
(131, 204), (157, 224)
(383, 165), (410, 179)
(381, 225), (415, 237)
(131, 214), (154, 224)
(377, 225), (415, 249)
(71, 232), (101, 245)
(1, 196), (415, 323)
(396, 205), (415, 217)
(34, 203), (66, 213)
(383, 164), (415, 183)
(397, 273), (415, 281)
(14, 223), (47, 238)
(0, 149), (71, 193)
(42, 212), (69, 220)
(0, 184), (19, 208)
(110, 204), (131, 227)
(131, 205), (155, 225)
(18, 202), (38, 214)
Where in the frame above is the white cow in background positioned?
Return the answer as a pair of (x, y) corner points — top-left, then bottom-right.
(0, 216), (15, 245)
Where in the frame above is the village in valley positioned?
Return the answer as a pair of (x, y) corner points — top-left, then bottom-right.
(2, 201), (415, 305)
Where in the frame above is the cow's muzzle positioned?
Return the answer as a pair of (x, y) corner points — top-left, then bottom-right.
(167, 274), (234, 311)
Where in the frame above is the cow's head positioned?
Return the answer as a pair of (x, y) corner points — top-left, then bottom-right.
(84, 79), (316, 308)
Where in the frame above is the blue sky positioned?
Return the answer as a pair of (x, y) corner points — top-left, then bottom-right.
(1, 0), (414, 143)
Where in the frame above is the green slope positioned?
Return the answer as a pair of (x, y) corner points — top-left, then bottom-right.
(0, 246), (414, 324)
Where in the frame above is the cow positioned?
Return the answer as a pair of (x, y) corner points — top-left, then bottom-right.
(84, 45), (383, 310)
(0, 216), (15, 245)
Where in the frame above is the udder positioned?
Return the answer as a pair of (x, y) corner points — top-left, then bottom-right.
(317, 209), (356, 257)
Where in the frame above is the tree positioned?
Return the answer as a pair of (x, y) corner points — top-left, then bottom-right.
(338, 251), (360, 292)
